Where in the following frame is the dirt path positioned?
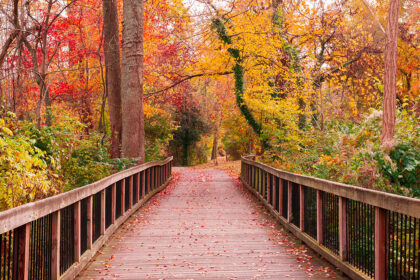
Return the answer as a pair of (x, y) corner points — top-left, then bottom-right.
(77, 167), (346, 279)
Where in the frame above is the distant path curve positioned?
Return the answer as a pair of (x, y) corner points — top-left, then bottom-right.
(77, 167), (346, 279)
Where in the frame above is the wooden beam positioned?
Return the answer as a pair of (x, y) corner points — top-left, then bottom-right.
(51, 211), (61, 280)
(375, 207), (386, 280)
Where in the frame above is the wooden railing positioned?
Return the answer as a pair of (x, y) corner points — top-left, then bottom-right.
(0, 157), (173, 280)
(241, 156), (420, 280)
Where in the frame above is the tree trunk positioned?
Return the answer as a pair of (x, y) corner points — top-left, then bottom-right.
(121, 0), (145, 162)
(382, 0), (400, 149)
(102, 0), (122, 158)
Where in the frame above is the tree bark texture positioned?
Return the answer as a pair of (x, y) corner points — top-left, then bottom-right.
(121, 0), (145, 162)
(382, 0), (400, 148)
(102, 0), (123, 158)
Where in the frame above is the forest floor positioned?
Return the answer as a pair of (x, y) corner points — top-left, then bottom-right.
(77, 166), (346, 279)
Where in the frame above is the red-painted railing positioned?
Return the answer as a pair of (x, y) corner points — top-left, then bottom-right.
(241, 156), (420, 280)
(0, 157), (173, 280)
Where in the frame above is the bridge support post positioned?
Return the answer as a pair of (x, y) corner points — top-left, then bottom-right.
(375, 207), (386, 280)
(100, 190), (106, 235)
(111, 183), (116, 224)
(121, 179), (125, 215)
(339, 197), (348, 260)
(142, 171), (146, 198)
(287, 181), (292, 222)
(86, 195), (93, 249)
(300, 185), (305, 231)
(51, 210), (61, 280)
(266, 173), (270, 204)
(17, 223), (30, 280)
(272, 175), (276, 211)
(317, 190), (323, 244)
(136, 172), (141, 202)
(129, 176), (133, 209)
(279, 179), (283, 216)
(74, 201), (81, 262)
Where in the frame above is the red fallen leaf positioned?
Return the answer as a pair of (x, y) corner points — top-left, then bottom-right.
(297, 257), (303, 261)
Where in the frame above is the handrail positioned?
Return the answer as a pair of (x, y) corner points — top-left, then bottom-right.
(0, 157), (173, 280)
(241, 156), (420, 280)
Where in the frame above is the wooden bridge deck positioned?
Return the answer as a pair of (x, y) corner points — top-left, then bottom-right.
(77, 168), (345, 279)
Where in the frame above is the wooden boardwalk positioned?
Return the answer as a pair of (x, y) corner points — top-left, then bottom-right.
(77, 168), (346, 279)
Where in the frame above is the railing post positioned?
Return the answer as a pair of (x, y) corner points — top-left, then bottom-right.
(279, 179), (283, 216)
(51, 210), (60, 280)
(375, 207), (386, 280)
(121, 179), (125, 215)
(100, 190), (106, 235)
(74, 201), (81, 262)
(142, 171), (146, 198)
(266, 173), (270, 204)
(136, 172), (141, 202)
(147, 169), (151, 193)
(86, 195), (93, 249)
(300, 185), (305, 231)
(272, 175), (277, 211)
(111, 183), (116, 223)
(339, 197), (348, 260)
(317, 190), (323, 244)
(17, 223), (30, 280)
(287, 181), (292, 222)
(128, 176), (133, 209)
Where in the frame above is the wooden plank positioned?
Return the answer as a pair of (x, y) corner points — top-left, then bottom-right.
(51, 210), (60, 280)
(0, 157), (173, 234)
(17, 223), (30, 280)
(241, 157), (420, 218)
(375, 207), (386, 280)
(78, 169), (345, 280)
(279, 179), (283, 216)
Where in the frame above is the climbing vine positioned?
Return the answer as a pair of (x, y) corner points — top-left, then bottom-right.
(211, 18), (263, 142)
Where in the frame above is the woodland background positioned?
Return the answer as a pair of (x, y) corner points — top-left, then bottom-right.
(0, 0), (418, 210)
